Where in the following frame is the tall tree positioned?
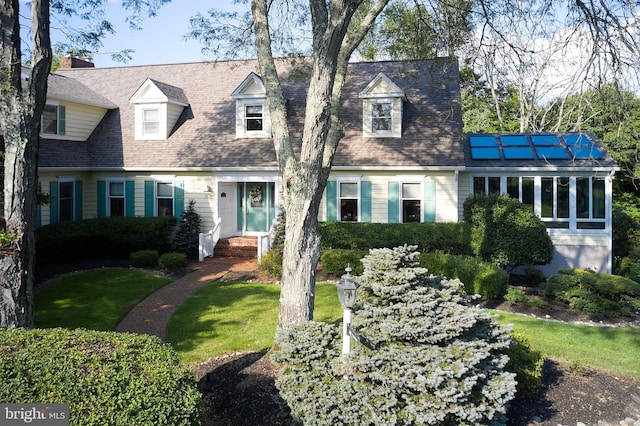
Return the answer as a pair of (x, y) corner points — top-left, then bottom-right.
(0, 0), (169, 328)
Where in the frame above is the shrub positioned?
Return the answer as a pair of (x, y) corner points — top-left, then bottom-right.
(259, 249), (283, 278)
(37, 216), (176, 263)
(463, 193), (553, 271)
(504, 332), (544, 393)
(0, 328), (201, 425)
(504, 286), (528, 306)
(158, 252), (188, 271)
(130, 249), (160, 268)
(319, 249), (368, 276)
(172, 200), (202, 257)
(273, 245), (517, 425)
(544, 269), (640, 317)
(318, 221), (473, 255)
(419, 251), (508, 299)
(529, 296), (550, 310)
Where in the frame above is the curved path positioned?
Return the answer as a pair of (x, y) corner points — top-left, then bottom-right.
(116, 257), (256, 341)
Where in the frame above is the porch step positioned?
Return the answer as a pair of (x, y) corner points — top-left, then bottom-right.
(215, 237), (258, 258)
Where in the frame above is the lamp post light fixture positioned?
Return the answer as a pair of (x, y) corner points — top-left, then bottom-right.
(337, 267), (358, 355)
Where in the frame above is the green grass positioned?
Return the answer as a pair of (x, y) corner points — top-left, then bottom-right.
(35, 268), (171, 330)
(491, 310), (640, 380)
(166, 282), (343, 365)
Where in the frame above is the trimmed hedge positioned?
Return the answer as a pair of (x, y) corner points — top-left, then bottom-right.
(159, 252), (188, 270)
(544, 269), (640, 317)
(36, 216), (176, 263)
(0, 328), (201, 425)
(320, 249), (368, 276)
(419, 251), (509, 299)
(130, 250), (160, 268)
(319, 222), (473, 255)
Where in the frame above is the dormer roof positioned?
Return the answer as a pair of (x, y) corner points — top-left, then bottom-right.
(231, 72), (266, 99)
(129, 78), (189, 106)
(359, 72), (407, 100)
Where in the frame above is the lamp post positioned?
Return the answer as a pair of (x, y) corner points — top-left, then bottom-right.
(337, 267), (358, 356)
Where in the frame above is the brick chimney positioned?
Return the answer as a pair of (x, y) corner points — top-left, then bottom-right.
(59, 56), (95, 69)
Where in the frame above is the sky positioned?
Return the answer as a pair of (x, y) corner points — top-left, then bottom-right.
(47, 0), (246, 68)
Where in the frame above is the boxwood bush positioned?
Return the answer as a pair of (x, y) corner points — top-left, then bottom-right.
(130, 249), (160, 268)
(419, 251), (509, 299)
(273, 246), (516, 425)
(158, 252), (188, 271)
(0, 328), (201, 425)
(319, 248), (368, 276)
(319, 222), (473, 255)
(543, 269), (640, 317)
(37, 216), (176, 263)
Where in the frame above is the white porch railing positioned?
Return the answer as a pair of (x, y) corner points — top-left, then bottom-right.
(198, 217), (221, 262)
(257, 219), (278, 262)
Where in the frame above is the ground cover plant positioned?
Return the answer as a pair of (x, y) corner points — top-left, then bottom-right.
(272, 246), (517, 425)
(35, 268), (170, 330)
(0, 328), (202, 426)
(166, 281), (342, 365)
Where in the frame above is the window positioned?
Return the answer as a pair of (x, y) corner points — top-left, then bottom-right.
(59, 181), (74, 222)
(576, 177), (606, 229)
(371, 102), (392, 132)
(473, 176), (500, 195)
(156, 182), (174, 217)
(142, 108), (160, 136)
(541, 177), (569, 227)
(108, 181), (125, 217)
(339, 182), (359, 221)
(245, 105), (263, 132)
(401, 182), (421, 223)
(507, 176), (534, 210)
(42, 104), (64, 135)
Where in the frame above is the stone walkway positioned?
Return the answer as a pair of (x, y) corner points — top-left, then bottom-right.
(116, 256), (257, 341)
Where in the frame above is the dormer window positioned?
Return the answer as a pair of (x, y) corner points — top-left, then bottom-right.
(359, 73), (406, 138)
(129, 78), (189, 141)
(42, 104), (65, 136)
(232, 73), (271, 138)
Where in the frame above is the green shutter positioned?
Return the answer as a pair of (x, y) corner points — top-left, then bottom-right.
(326, 181), (337, 221)
(36, 183), (42, 227)
(74, 180), (83, 220)
(49, 181), (59, 224)
(424, 180), (436, 222)
(361, 181), (371, 223)
(58, 105), (66, 135)
(144, 180), (155, 216)
(388, 181), (399, 223)
(174, 180), (184, 220)
(125, 180), (135, 217)
(97, 181), (107, 218)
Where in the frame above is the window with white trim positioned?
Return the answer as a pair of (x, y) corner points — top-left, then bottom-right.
(401, 182), (421, 223)
(245, 104), (264, 132)
(142, 108), (160, 136)
(339, 181), (359, 222)
(156, 182), (174, 217)
(371, 102), (392, 133)
(108, 180), (125, 217)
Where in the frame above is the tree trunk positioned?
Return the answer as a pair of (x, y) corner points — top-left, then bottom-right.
(0, 0), (51, 328)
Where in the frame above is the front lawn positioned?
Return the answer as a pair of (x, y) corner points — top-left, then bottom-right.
(35, 268), (171, 330)
(166, 281), (343, 365)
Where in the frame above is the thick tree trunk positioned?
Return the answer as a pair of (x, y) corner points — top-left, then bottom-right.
(0, 0), (51, 328)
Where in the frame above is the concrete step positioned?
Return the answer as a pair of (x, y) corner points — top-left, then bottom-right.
(215, 237), (257, 258)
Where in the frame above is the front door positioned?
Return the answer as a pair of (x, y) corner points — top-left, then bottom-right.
(237, 182), (274, 233)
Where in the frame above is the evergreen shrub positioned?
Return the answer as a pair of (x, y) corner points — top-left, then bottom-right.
(36, 216), (176, 263)
(158, 252), (188, 271)
(318, 222), (473, 255)
(504, 332), (544, 393)
(463, 193), (553, 270)
(504, 286), (528, 306)
(129, 249), (160, 268)
(0, 328), (201, 425)
(544, 269), (640, 317)
(419, 251), (508, 299)
(259, 249), (283, 278)
(171, 200), (202, 257)
(273, 245), (517, 425)
(319, 249), (368, 276)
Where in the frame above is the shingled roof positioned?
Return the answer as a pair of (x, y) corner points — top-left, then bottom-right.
(44, 57), (463, 170)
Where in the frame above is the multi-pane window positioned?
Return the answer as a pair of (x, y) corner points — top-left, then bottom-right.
(339, 182), (359, 221)
(245, 105), (263, 132)
(42, 104), (59, 134)
(576, 177), (606, 229)
(506, 177), (534, 210)
(156, 182), (174, 217)
(402, 182), (421, 223)
(142, 108), (160, 135)
(108, 181), (125, 217)
(371, 102), (392, 132)
(59, 181), (74, 222)
(473, 176), (500, 194)
(541, 177), (569, 227)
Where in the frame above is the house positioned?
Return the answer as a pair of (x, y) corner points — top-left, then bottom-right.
(33, 56), (617, 275)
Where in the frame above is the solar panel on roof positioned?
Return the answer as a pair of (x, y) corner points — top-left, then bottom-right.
(503, 147), (535, 159)
(535, 146), (569, 159)
(563, 134), (592, 146)
(531, 135), (560, 145)
(570, 146), (604, 159)
(471, 147), (501, 159)
(501, 135), (529, 146)
(469, 135), (497, 147)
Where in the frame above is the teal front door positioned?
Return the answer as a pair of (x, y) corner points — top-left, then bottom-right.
(237, 183), (275, 232)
